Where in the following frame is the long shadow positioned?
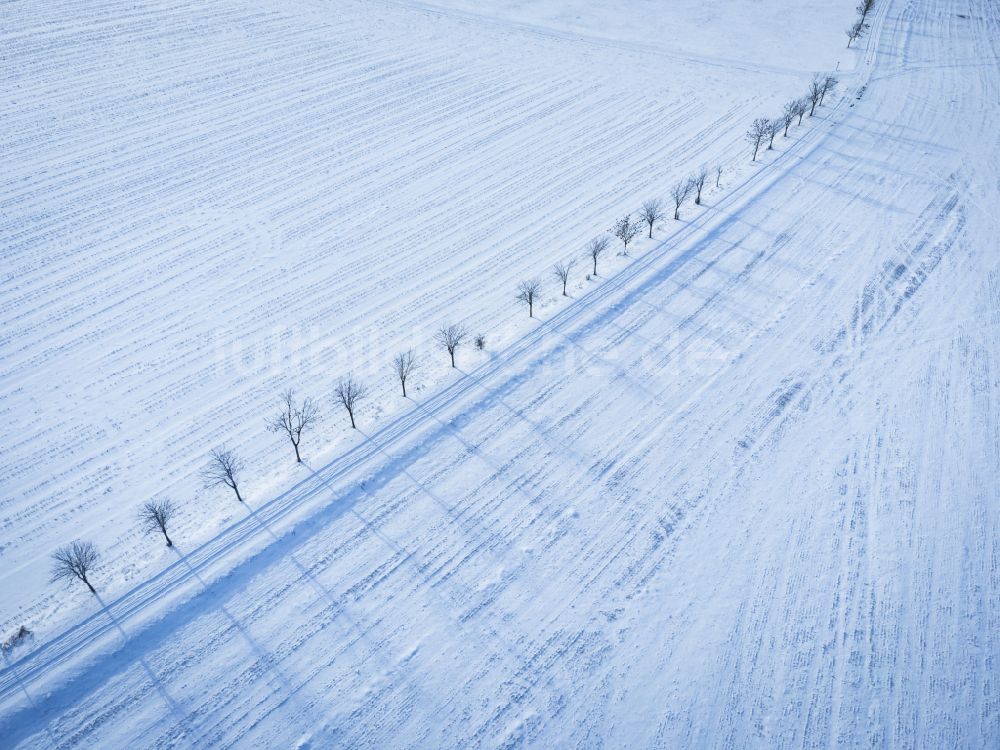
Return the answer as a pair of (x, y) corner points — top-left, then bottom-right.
(1, 651), (60, 748)
(95, 593), (195, 748)
(354, 425), (511, 552)
(171, 549), (301, 704)
(303, 463), (569, 729)
(238, 503), (391, 676)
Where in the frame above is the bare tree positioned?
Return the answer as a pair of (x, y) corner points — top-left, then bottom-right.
(766, 118), (781, 149)
(140, 499), (176, 547)
(475, 333), (486, 350)
(611, 214), (642, 255)
(747, 117), (770, 161)
(807, 75), (823, 116)
(820, 74), (839, 105)
(670, 179), (693, 220)
(202, 446), (246, 502)
(268, 389), (319, 462)
(793, 97), (809, 126)
(437, 324), (468, 367)
(691, 168), (708, 205)
(781, 100), (797, 136)
(639, 199), (665, 238)
(516, 278), (542, 317)
(51, 541), (99, 594)
(392, 349), (418, 398)
(715, 164), (723, 188)
(552, 260), (575, 296)
(586, 236), (609, 276)
(857, 0), (874, 24)
(846, 21), (864, 47)
(334, 374), (368, 428)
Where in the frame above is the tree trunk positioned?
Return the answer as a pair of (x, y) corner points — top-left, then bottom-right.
(84, 578), (96, 594)
(450, 351), (455, 367)
(234, 485), (244, 503)
(810, 100), (817, 116)
(752, 141), (760, 161)
(528, 300), (533, 317)
(784, 122), (790, 136)
(349, 410), (356, 428)
(593, 258), (597, 275)
(164, 531), (173, 547)
(798, 112), (804, 125)
(696, 188), (702, 205)
(648, 223), (653, 238)
(768, 132), (775, 149)
(674, 207), (680, 220)
(401, 381), (407, 398)
(293, 441), (301, 462)
(562, 280), (567, 296)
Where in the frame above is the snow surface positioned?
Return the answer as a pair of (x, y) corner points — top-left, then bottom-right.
(2, 0), (1000, 747)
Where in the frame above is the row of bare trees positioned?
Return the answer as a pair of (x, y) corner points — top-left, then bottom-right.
(847, 0), (875, 47)
(47, 36), (861, 601)
(746, 74), (839, 161)
(508, 163), (729, 318)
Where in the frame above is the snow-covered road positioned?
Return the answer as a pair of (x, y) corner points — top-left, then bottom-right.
(3, 0), (999, 746)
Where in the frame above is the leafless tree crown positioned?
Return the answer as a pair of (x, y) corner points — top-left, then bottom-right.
(202, 446), (246, 502)
(140, 499), (176, 546)
(553, 260), (575, 295)
(639, 199), (665, 237)
(611, 214), (642, 254)
(392, 349), (419, 397)
(807, 75), (824, 115)
(766, 118), (781, 149)
(691, 168), (708, 205)
(746, 117), (770, 161)
(51, 540), (99, 593)
(268, 389), (319, 462)
(820, 74), (839, 104)
(437, 324), (468, 367)
(781, 100), (797, 136)
(516, 278), (542, 317)
(793, 97), (809, 125)
(334, 374), (369, 428)
(586, 236), (609, 275)
(671, 179), (693, 219)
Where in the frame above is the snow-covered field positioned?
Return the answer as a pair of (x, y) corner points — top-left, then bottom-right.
(2, 0), (999, 746)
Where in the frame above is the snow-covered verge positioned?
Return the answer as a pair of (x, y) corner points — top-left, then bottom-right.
(4, 0), (1000, 746)
(1, 0), (847, 639)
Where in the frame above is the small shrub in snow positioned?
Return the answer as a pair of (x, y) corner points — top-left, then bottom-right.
(2, 626), (32, 654)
